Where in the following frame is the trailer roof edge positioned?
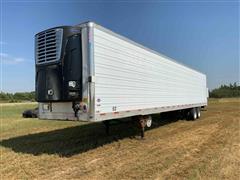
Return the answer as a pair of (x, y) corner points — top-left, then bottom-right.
(76, 21), (206, 77)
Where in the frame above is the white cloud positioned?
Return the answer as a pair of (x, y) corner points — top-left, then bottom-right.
(0, 53), (26, 65)
(0, 53), (8, 57)
(0, 41), (7, 45)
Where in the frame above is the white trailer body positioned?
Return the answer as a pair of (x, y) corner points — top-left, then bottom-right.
(37, 22), (207, 122)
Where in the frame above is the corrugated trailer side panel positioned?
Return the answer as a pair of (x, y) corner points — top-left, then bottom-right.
(93, 27), (207, 118)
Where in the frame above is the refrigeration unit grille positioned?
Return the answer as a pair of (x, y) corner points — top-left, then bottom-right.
(35, 28), (63, 65)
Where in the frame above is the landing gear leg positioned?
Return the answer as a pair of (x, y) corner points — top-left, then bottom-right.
(137, 115), (152, 139)
(139, 118), (145, 138)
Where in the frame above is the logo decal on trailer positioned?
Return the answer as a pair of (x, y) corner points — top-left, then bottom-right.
(112, 106), (117, 111)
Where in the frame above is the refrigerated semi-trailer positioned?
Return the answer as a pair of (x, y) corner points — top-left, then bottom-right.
(35, 21), (208, 137)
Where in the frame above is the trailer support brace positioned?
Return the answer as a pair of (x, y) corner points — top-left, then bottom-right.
(138, 117), (146, 139)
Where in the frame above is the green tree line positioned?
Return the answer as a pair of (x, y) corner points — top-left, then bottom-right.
(0, 91), (35, 102)
(209, 83), (240, 98)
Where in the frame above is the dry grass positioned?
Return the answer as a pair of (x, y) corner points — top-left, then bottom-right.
(0, 99), (240, 179)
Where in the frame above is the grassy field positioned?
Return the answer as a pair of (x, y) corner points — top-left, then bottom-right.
(0, 99), (240, 179)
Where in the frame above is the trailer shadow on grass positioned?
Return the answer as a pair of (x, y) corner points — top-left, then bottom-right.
(0, 112), (184, 157)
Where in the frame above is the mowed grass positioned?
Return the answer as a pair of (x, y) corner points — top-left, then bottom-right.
(0, 99), (240, 179)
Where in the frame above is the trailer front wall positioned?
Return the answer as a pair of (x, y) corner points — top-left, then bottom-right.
(93, 27), (207, 117)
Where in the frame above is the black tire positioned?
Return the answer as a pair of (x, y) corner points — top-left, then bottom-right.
(189, 108), (197, 120)
(196, 107), (201, 119)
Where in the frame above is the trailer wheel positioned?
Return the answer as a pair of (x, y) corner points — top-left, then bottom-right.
(189, 108), (197, 120)
(196, 107), (201, 118)
(146, 116), (152, 128)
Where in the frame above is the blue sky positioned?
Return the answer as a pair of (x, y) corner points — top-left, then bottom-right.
(0, 0), (239, 92)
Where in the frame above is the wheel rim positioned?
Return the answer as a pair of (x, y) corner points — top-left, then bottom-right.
(146, 117), (152, 127)
(194, 110), (197, 119)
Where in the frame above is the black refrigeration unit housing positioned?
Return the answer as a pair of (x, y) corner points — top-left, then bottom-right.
(35, 26), (83, 103)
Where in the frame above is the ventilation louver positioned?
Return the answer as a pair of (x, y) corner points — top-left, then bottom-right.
(35, 28), (63, 65)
